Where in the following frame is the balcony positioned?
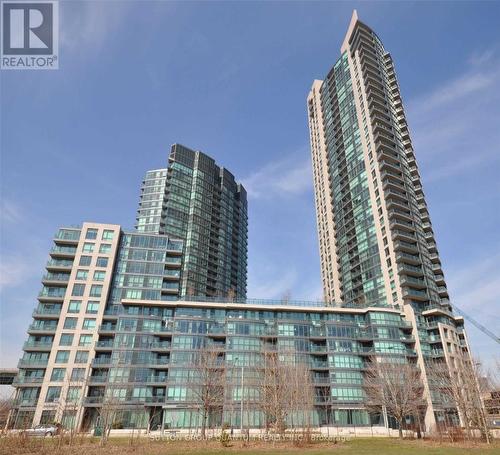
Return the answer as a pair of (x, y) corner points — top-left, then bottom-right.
(42, 273), (70, 285)
(84, 396), (104, 405)
(95, 340), (114, 349)
(46, 258), (73, 270)
(398, 263), (423, 276)
(50, 245), (77, 257)
(165, 256), (182, 266)
(89, 375), (108, 384)
(54, 228), (81, 243)
(18, 358), (48, 367)
(400, 275), (426, 289)
(92, 357), (112, 366)
(310, 361), (329, 369)
(15, 398), (39, 407)
(403, 288), (429, 301)
(32, 306), (61, 318)
(38, 287), (66, 301)
(395, 252), (420, 264)
(164, 269), (181, 279)
(13, 376), (44, 385)
(161, 282), (180, 293)
(99, 323), (116, 333)
(23, 340), (52, 350)
(28, 323), (57, 334)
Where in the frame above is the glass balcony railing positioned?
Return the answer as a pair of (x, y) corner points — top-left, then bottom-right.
(42, 273), (70, 282)
(54, 229), (81, 241)
(46, 258), (73, 268)
(18, 358), (48, 366)
(28, 323), (57, 332)
(38, 287), (66, 298)
(50, 245), (77, 255)
(33, 306), (61, 316)
(23, 340), (52, 349)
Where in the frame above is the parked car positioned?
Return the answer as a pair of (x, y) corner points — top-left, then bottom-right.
(24, 424), (60, 437)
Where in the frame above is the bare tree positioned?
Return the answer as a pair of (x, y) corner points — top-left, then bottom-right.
(187, 346), (226, 438)
(257, 351), (314, 437)
(427, 358), (491, 443)
(363, 358), (425, 438)
(0, 393), (14, 431)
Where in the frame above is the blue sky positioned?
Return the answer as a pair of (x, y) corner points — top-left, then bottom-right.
(1, 1), (499, 378)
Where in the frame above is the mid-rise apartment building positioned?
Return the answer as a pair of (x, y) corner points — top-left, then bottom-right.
(11, 224), (426, 430)
(307, 11), (471, 429)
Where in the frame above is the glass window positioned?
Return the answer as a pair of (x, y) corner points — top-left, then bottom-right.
(86, 301), (99, 314)
(59, 333), (74, 346)
(99, 244), (111, 254)
(96, 257), (108, 268)
(102, 230), (114, 240)
(68, 300), (81, 313)
(82, 318), (96, 330)
(63, 317), (77, 330)
(66, 386), (81, 402)
(71, 368), (85, 381)
(50, 368), (66, 381)
(45, 386), (61, 403)
(72, 283), (85, 297)
(79, 255), (92, 267)
(79, 334), (93, 346)
(74, 351), (89, 363)
(55, 350), (70, 363)
(82, 243), (94, 253)
(76, 270), (88, 281)
(86, 228), (98, 240)
(93, 271), (105, 282)
(90, 285), (102, 297)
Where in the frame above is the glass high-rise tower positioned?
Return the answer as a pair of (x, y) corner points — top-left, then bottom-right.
(307, 11), (472, 428)
(136, 144), (248, 299)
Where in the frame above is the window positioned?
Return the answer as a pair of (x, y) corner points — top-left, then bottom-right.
(76, 270), (88, 281)
(50, 368), (66, 381)
(86, 301), (99, 314)
(93, 271), (105, 282)
(82, 318), (96, 330)
(45, 386), (61, 403)
(63, 317), (77, 330)
(90, 285), (102, 297)
(59, 333), (74, 346)
(71, 368), (85, 381)
(79, 255), (91, 267)
(167, 387), (187, 401)
(68, 300), (81, 313)
(66, 387), (81, 402)
(74, 351), (89, 363)
(86, 228), (98, 240)
(96, 257), (108, 268)
(102, 230), (114, 241)
(82, 243), (94, 253)
(79, 334), (93, 346)
(55, 350), (70, 363)
(99, 244), (111, 254)
(72, 284), (85, 297)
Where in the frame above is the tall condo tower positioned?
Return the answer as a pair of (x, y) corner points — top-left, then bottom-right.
(136, 144), (248, 299)
(307, 11), (471, 427)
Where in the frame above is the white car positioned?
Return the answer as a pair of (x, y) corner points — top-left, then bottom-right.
(24, 424), (60, 437)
